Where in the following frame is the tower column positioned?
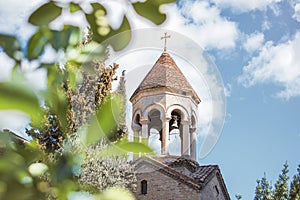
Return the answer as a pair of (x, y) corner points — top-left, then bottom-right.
(140, 118), (148, 143)
(181, 120), (190, 156)
(161, 117), (171, 155)
(190, 129), (197, 160)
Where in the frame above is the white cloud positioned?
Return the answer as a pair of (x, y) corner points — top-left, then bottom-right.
(0, 111), (30, 139)
(14, 60), (47, 92)
(126, 1), (239, 50)
(0, 52), (15, 81)
(210, 0), (282, 12)
(262, 20), (272, 31)
(269, 3), (281, 16)
(161, 1), (239, 50)
(238, 31), (300, 99)
(0, 0), (45, 41)
(293, 0), (300, 22)
(102, 0), (127, 30)
(243, 32), (264, 53)
(224, 83), (232, 97)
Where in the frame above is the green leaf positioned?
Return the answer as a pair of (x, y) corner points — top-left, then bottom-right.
(38, 63), (56, 69)
(50, 25), (81, 50)
(83, 95), (122, 145)
(103, 16), (131, 51)
(70, 2), (81, 13)
(86, 3), (131, 51)
(11, 65), (26, 82)
(95, 144), (127, 157)
(0, 34), (21, 60)
(95, 187), (135, 200)
(27, 29), (51, 60)
(0, 82), (42, 126)
(96, 95), (122, 137)
(17, 141), (41, 164)
(116, 141), (153, 153)
(28, 2), (62, 26)
(86, 3), (107, 35)
(83, 116), (103, 145)
(72, 42), (106, 64)
(66, 68), (76, 90)
(133, 0), (175, 25)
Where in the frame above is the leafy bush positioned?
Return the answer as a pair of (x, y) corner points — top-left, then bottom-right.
(0, 0), (175, 199)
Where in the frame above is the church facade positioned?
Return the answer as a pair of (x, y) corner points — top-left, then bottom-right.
(129, 39), (230, 199)
(133, 156), (229, 200)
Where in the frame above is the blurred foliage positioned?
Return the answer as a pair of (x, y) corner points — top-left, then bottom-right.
(0, 82), (42, 127)
(133, 0), (176, 25)
(86, 3), (131, 51)
(0, 34), (21, 61)
(0, 0), (174, 199)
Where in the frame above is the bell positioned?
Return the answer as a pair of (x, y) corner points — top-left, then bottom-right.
(171, 120), (178, 129)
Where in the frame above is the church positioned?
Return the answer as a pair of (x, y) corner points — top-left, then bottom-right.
(129, 34), (230, 200)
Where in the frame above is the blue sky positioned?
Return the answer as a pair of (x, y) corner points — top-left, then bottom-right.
(0, 0), (300, 199)
(182, 0), (300, 198)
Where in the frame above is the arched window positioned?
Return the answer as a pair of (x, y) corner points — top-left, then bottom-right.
(141, 180), (147, 195)
(214, 185), (219, 197)
(148, 109), (162, 155)
(169, 110), (181, 155)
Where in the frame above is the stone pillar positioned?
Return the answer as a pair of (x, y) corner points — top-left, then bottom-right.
(190, 129), (197, 160)
(140, 118), (148, 144)
(131, 123), (141, 142)
(181, 120), (190, 156)
(161, 117), (170, 155)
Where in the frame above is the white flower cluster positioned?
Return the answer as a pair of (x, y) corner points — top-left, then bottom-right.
(78, 140), (137, 193)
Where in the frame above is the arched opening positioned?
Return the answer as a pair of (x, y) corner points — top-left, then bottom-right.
(169, 110), (182, 156)
(191, 115), (196, 131)
(134, 114), (141, 126)
(169, 110), (181, 131)
(148, 109), (162, 155)
(141, 180), (147, 195)
(132, 113), (142, 133)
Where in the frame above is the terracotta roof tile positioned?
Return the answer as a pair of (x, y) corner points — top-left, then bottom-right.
(151, 156), (217, 183)
(130, 52), (201, 104)
(192, 165), (218, 182)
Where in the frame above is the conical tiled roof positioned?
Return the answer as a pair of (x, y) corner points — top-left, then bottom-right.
(130, 52), (201, 104)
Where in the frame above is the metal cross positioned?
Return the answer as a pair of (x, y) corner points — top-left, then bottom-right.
(161, 32), (171, 52)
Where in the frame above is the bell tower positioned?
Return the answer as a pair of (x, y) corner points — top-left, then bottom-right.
(129, 33), (201, 160)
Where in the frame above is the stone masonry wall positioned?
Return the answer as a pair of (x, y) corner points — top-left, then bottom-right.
(134, 170), (200, 200)
(200, 173), (227, 200)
